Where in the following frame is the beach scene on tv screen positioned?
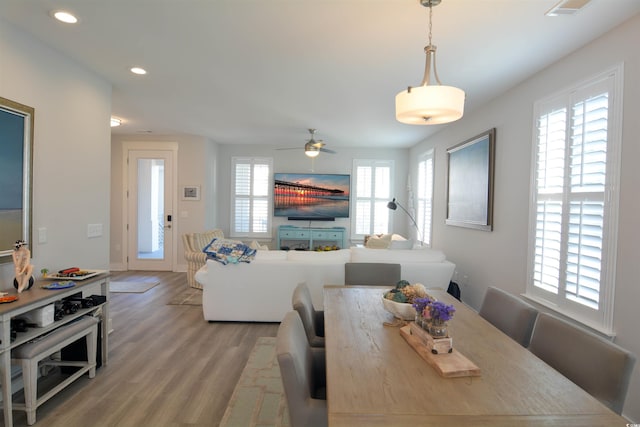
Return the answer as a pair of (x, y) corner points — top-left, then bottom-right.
(274, 173), (350, 218)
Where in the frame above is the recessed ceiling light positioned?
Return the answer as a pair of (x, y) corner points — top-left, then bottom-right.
(130, 67), (147, 75)
(52, 11), (78, 24)
(110, 117), (122, 127)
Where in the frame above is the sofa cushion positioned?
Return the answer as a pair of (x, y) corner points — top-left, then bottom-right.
(389, 239), (414, 250)
(253, 250), (288, 262)
(350, 247), (446, 263)
(287, 249), (351, 263)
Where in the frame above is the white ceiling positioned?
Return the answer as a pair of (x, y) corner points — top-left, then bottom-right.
(2, 0), (639, 150)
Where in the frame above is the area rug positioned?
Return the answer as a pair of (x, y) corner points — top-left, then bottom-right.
(219, 337), (289, 427)
(110, 281), (159, 293)
(167, 287), (202, 305)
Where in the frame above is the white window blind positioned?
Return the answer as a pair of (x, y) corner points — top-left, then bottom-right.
(352, 160), (393, 238)
(416, 150), (434, 246)
(527, 66), (622, 335)
(231, 157), (272, 238)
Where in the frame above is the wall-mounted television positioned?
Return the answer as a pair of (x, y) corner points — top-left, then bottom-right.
(274, 173), (350, 220)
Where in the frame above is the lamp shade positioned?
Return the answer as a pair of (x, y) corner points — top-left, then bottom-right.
(395, 85), (465, 125)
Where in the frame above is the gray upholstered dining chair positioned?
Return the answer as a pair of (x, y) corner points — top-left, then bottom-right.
(478, 286), (539, 347)
(344, 262), (401, 286)
(529, 312), (636, 414)
(292, 282), (325, 347)
(276, 311), (328, 427)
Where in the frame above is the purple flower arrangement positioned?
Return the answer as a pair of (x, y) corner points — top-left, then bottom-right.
(428, 301), (456, 322)
(413, 298), (455, 322)
(412, 297), (433, 316)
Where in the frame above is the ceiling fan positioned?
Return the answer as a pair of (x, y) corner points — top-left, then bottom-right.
(277, 129), (336, 158)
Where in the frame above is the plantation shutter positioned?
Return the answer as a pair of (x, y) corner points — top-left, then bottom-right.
(528, 67), (621, 334)
(416, 151), (433, 246)
(565, 90), (608, 309)
(231, 157), (272, 238)
(352, 160), (392, 238)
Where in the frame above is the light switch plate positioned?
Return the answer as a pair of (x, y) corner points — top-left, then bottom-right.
(88, 223), (103, 238)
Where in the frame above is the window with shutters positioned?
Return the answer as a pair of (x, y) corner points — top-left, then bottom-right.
(230, 157), (272, 238)
(416, 150), (434, 246)
(526, 66), (622, 335)
(352, 159), (393, 239)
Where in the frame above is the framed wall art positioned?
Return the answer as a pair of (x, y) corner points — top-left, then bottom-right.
(446, 128), (496, 231)
(182, 185), (200, 201)
(0, 97), (34, 261)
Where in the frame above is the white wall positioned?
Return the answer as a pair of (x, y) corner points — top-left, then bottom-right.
(0, 19), (111, 287)
(410, 14), (640, 421)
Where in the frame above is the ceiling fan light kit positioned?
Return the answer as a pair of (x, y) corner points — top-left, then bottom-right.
(395, 0), (465, 125)
(304, 142), (320, 158)
(275, 129), (336, 157)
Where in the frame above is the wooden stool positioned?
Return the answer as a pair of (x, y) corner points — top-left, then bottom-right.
(11, 316), (99, 425)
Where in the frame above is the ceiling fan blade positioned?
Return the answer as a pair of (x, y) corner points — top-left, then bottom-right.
(275, 147), (302, 151)
(320, 147), (336, 154)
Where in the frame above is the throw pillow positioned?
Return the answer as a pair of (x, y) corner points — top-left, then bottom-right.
(365, 233), (392, 249)
(202, 238), (257, 265)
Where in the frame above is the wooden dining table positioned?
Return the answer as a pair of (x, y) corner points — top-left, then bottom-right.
(323, 286), (628, 426)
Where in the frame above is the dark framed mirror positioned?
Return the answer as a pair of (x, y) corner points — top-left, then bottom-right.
(0, 96), (34, 262)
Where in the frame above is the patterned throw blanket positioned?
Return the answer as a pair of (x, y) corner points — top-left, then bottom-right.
(202, 238), (257, 265)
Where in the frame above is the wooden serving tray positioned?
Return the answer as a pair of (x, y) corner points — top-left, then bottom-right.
(400, 323), (481, 378)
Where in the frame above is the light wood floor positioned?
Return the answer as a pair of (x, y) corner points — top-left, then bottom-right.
(10, 271), (279, 427)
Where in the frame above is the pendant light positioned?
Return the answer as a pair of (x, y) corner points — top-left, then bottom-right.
(395, 0), (465, 125)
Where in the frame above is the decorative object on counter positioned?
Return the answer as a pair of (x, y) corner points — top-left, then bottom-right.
(410, 297), (456, 352)
(383, 280), (430, 324)
(427, 300), (456, 338)
(13, 240), (34, 292)
(41, 281), (76, 290)
(42, 269), (106, 281)
(412, 296), (434, 329)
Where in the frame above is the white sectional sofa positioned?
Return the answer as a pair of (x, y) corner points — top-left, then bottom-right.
(195, 247), (455, 322)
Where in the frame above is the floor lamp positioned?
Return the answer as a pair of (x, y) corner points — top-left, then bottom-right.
(387, 198), (424, 246)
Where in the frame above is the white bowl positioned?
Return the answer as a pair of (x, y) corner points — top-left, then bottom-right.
(382, 297), (416, 321)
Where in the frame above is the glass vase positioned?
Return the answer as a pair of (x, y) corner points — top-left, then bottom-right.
(429, 319), (448, 338)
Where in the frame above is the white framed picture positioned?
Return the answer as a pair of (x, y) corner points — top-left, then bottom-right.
(182, 185), (200, 201)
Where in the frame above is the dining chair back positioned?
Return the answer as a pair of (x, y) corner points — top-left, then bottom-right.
(478, 286), (538, 347)
(292, 282), (325, 347)
(344, 262), (401, 286)
(529, 312), (636, 414)
(276, 311), (328, 427)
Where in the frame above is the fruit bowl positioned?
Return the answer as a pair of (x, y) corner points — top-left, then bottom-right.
(382, 297), (416, 321)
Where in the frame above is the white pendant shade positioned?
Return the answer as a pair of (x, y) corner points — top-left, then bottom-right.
(395, 85), (465, 125)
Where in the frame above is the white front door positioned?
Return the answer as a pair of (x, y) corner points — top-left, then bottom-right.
(127, 149), (175, 271)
